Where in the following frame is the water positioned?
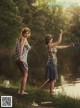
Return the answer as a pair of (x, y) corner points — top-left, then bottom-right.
(54, 76), (80, 99)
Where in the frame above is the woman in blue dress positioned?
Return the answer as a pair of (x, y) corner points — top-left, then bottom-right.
(15, 27), (31, 95)
(45, 30), (74, 96)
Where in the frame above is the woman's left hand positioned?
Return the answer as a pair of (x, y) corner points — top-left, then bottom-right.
(60, 29), (63, 34)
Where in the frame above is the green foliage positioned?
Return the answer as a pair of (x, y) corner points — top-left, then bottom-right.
(69, 6), (80, 39)
(13, 0), (31, 24)
(63, 6), (80, 43)
(0, 0), (23, 49)
(0, 0), (80, 84)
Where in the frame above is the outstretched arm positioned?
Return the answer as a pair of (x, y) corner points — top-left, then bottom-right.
(55, 44), (74, 49)
(50, 29), (63, 47)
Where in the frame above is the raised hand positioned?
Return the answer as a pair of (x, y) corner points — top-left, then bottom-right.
(60, 29), (63, 34)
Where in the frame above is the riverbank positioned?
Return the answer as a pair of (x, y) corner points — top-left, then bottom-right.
(0, 78), (80, 108)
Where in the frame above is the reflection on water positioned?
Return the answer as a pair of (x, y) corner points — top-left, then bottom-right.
(54, 75), (80, 99)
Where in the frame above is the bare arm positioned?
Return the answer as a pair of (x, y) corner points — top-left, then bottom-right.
(19, 38), (26, 60)
(20, 44), (24, 56)
(55, 44), (74, 49)
(50, 29), (63, 47)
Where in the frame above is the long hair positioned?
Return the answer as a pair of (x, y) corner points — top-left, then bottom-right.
(19, 27), (30, 45)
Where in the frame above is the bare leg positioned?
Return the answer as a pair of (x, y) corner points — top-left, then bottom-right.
(18, 70), (28, 95)
(50, 80), (55, 95)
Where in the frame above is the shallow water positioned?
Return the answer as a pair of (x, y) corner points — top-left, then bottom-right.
(54, 77), (80, 98)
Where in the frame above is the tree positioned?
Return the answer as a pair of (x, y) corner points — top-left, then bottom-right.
(0, 0), (23, 49)
(69, 6), (80, 41)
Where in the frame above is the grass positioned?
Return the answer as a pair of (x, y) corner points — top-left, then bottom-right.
(0, 76), (80, 108)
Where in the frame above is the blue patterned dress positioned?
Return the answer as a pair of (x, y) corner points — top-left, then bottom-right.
(15, 39), (31, 71)
(46, 45), (58, 80)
